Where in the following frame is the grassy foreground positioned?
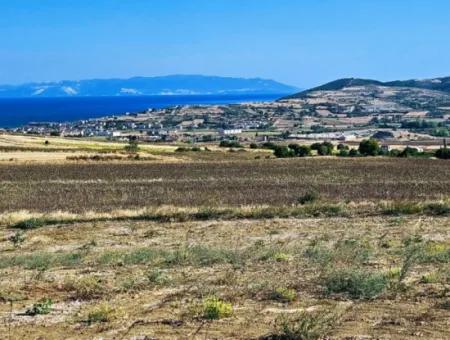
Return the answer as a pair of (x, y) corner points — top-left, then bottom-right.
(0, 157), (449, 339)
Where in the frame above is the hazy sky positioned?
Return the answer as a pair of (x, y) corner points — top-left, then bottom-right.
(1, 0), (450, 87)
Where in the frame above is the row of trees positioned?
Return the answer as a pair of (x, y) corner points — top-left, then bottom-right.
(272, 138), (450, 159)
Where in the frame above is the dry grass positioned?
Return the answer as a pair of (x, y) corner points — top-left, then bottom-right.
(0, 215), (449, 338)
(0, 155), (449, 338)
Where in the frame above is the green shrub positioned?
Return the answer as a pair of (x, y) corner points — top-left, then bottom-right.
(202, 297), (233, 320)
(13, 218), (46, 230)
(270, 287), (297, 302)
(358, 139), (380, 156)
(382, 202), (422, 215)
(219, 140), (242, 148)
(348, 149), (359, 157)
(298, 192), (319, 205)
(273, 145), (295, 158)
(435, 147), (450, 159)
(147, 269), (171, 285)
(8, 231), (25, 248)
(324, 269), (387, 299)
(272, 310), (339, 340)
(26, 298), (53, 316)
(338, 149), (349, 157)
(86, 303), (118, 324)
(124, 139), (139, 153)
(423, 202), (450, 216)
(420, 272), (441, 284)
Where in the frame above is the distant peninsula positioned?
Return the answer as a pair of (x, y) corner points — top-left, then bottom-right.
(0, 75), (299, 98)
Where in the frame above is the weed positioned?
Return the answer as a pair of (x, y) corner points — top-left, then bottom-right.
(324, 269), (387, 299)
(8, 231), (25, 248)
(270, 287), (297, 303)
(298, 192), (319, 205)
(383, 202), (422, 216)
(420, 272), (441, 284)
(64, 276), (105, 300)
(201, 296), (233, 320)
(147, 268), (171, 285)
(86, 303), (118, 324)
(13, 218), (46, 230)
(26, 298), (53, 316)
(269, 310), (340, 340)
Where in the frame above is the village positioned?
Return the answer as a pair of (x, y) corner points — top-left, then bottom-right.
(7, 84), (450, 151)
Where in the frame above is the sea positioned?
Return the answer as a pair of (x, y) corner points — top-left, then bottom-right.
(0, 93), (284, 128)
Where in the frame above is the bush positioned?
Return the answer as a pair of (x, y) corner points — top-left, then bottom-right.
(324, 269), (387, 299)
(398, 147), (421, 158)
(26, 298), (53, 316)
(249, 143), (258, 149)
(310, 142), (333, 156)
(262, 142), (277, 150)
(270, 310), (340, 340)
(13, 218), (46, 230)
(358, 139), (380, 156)
(298, 192), (319, 205)
(64, 275), (104, 300)
(8, 231), (25, 248)
(435, 147), (450, 159)
(219, 140), (242, 148)
(270, 287), (297, 302)
(147, 269), (171, 285)
(202, 297), (233, 320)
(273, 145), (294, 158)
(338, 149), (349, 157)
(289, 144), (311, 157)
(348, 149), (359, 157)
(124, 140), (139, 153)
(86, 303), (118, 324)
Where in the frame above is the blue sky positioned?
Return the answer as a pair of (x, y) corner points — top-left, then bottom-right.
(1, 0), (450, 87)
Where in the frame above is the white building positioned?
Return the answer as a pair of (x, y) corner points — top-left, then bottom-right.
(218, 128), (243, 136)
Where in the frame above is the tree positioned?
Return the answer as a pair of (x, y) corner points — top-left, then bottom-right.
(435, 147), (450, 159)
(358, 139), (380, 156)
(337, 143), (349, 151)
(273, 146), (294, 158)
(288, 144), (311, 157)
(311, 142), (333, 156)
(125, 138), (139, 153)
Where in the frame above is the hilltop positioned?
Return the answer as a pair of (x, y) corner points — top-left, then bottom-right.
(0, 75), (299, 98)
(283, 76), (450, 99)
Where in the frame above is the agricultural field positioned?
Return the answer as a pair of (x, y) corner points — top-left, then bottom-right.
(0, 156), (449, 339)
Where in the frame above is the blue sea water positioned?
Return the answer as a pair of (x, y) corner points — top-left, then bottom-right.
(0, 93), (283, 128)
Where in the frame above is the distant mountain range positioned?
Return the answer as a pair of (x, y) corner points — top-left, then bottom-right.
(283, 76), (450, 99)
(0, 75), (299, 98)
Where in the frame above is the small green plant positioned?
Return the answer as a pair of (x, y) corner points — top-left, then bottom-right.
(385, 267), (401, 281)
(298, 191), (319, 205)
(8, 231), (25, 248)
(86, 303), (117, 324)
(13, 218), (46, 230)
(26, 298), (53, 316)
(124, 139), (139, 153)
(272, 310), (340, 340)
(201, 296), (233, 320)
(420, 272), (441, 284)
(324, 269), (387, 299)
(270, 287), (297, 302)
(147, 268), (170, 285)
(272, 252), (290, 262)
